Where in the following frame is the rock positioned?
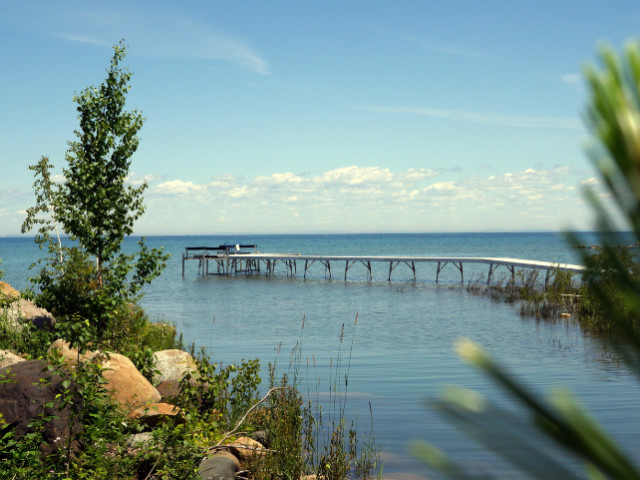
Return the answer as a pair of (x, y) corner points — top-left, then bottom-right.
(0, 281), (20, 302)
(5, 298), (55, 330)
(128, 402), (183, 428)
(90, 352), (161, 411)
(128, 431), (154, 447)
(226, 436), (265, 461)
(251, 430), (270, 448)
(47, 339), (94, 366)
(0, 350), (25, 369)
(0, 359), (81, 454)
(198, 451), (240, 480)
(560, 312), (571, 318)
(156, 380), (181, 402)
(152, 349), (198, 384)
(44, 345), (161, 414)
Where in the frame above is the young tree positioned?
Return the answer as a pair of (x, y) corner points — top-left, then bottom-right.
(60, 40), (146, 289)
(22, 41), (168, 343)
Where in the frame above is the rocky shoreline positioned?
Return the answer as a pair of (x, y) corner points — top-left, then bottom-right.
(0, 280), (275, 480)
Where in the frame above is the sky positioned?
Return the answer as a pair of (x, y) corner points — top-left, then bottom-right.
(1, 1), (640, 236)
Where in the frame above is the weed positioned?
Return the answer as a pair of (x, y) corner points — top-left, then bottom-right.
(250, 316), (380, 480)
(468, 268), (580, 321)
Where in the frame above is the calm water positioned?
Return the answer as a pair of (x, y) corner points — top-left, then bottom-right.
(1, 232), (639, 478)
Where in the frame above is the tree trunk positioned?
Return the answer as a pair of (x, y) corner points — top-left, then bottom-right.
(97, 249), (103, 289)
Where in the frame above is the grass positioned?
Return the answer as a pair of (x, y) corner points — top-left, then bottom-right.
(467, 267), (581, 318)
(248, 315), (381, 480)
(466, 245), (640, 338)
(0, 295), (380, 479)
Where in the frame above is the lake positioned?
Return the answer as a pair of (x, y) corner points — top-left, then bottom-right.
(2, 232), (638, 478)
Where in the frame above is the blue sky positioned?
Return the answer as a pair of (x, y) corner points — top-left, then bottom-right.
(1, 1), (639, 236)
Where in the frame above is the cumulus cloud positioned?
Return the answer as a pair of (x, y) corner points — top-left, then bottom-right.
(314, 166), (394, 185)
(425, 182), (457, 192)
(581, 177), (601, 186)
(253, 172), (304, 186)
(47, 174), (65, 184)
(138, 164), (597, 234)
(401, 168), (439, 181)
(156, 179), (206, 195)
(126, 173), (163, 187)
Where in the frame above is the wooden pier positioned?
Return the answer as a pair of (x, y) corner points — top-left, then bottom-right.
(182, 245), (585, 286)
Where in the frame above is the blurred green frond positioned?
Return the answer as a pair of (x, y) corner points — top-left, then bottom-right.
(420, 40), (640, 480)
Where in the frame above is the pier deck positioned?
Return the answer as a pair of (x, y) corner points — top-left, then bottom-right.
(182, 247), (585, 285)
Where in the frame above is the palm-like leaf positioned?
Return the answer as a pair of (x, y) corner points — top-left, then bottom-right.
(417, 42), (640, 479)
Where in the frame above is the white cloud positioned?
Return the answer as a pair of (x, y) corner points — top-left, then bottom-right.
(138, 15), (270, 74)
(561, 73), (582, 86)
(50, 174), (66, 184)
(53, 33), (111, 47)
(368, 26), (485, 60)
(229, 186), (249, 198)
(24, 4), (270, 75)
(156, 179), (205, 195)
(253, 172), (304, 186)
(581, 177), (601, 186)
(398, 168), (438, 181)
(397, 34), (486, 59)
(358, 105), (581, 129)
(126, 173), (162, 187)
(314, 166), (394, 185)
(210, 175), (240, 189)
(425, 182), (456, 191)
(138, 164), (597, 234)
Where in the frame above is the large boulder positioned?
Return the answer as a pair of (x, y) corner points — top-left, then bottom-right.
(91, 352), (161, 412)
(0, 281), (20, 303)
(47, 341), (162, 414)
(47, 339), (94, 366)
(156, 380), (181, 402)
(4, 298), (55, 330)
(0, 350), (25, 370)
(152, 349), (198, 384)
(225, 436), (266, 462)
(198, 451), (240, 480)
(128, 402), (183, 428)
(0, 359), (81, 454)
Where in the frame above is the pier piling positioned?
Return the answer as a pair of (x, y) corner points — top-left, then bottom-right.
(181, 246), (585, 285)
